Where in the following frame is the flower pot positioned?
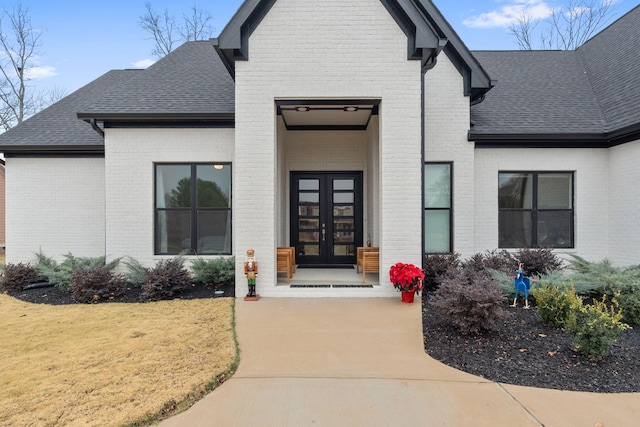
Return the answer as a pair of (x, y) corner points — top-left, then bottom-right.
(401, 290), (415, 303)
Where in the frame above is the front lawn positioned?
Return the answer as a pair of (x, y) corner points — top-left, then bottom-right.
(0, 295), (237, 427)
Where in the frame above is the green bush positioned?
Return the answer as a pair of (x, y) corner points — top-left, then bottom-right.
(191, 257), (235, 287)
(0, 263), (40, 292)
(618, 291), (640, 325)
(532, 281), (583, 328)
(567, 255), (640, 296)
(141, 258), (191, 302)
(430, 268), (510, 334)
(34, 251), (121, 293)
(423, 253), (460, 292)
(69, 266), (129, 304)
(565, 296), (631, 360)
(122, 256), (147, 287)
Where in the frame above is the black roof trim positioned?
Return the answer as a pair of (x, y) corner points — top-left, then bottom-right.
(77, 113), (235, 128)
(0, 145), (105, 157)
(216, 0), (493, 101)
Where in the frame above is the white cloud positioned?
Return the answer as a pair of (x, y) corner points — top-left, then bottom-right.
(463, 0), (555, 29)
(131, 58), (156, 69)
(24, 65), (57, 80)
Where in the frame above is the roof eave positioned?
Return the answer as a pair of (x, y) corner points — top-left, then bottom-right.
(0, 144), (105, 157)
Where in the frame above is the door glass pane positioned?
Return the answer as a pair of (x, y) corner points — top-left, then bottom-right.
(334, 231), (354, 242)
(156, 210), (190, 254)
(299, 206), (320, 216)
(424, 164), (451, 208)
(196, 165), (231, 208)
(538, 211), (572, 248)
(424, 210), (450, 253)
(299, 219), (319, 229)
(334, 205), (354, 216)
(299, 230), (320, 242)
(538, 174), (572, 209)
(299, 244), (319, 256)
(499, 173), (533, 209)
(299, 179), (319, 190)
(300, 193), (319, 203)
(334, 193), (354, 203)
(334, 179), (354, 191)
(197, 210), (231, 254)
(156, 165), (191, 208)
(334, 219), (354, 230)
(499, 211), (532, 248)
(334, 245), (355, 256)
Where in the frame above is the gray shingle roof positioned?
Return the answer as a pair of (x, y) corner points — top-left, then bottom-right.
(471, 5), (640, 144)
(577, 5), (640, 133)
(0, 69), (139, 152)
(78, 41), (234, 118)
(470, 50), (605, 135)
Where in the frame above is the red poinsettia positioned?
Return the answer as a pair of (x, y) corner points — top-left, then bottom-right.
(389, 262), (425, 293)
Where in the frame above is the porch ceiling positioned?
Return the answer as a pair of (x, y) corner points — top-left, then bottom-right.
(276, 100), (379, 131)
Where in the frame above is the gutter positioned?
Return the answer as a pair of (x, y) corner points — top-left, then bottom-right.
(87, 119), (104, 138)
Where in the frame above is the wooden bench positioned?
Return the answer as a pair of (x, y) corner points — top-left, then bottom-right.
(356, 246), (379, 273)
(276, 247), (295, 283)
(361, 250), (379, 283)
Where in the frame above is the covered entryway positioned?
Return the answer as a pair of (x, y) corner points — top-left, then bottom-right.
(290, 172), (363, 266)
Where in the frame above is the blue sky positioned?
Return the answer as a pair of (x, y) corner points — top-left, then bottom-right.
(7, 0), (639, 96)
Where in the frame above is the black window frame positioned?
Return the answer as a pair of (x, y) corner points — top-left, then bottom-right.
(498, 171), (574, 249)
(154, 162), (232, 256)
(423, 162), (453, 254)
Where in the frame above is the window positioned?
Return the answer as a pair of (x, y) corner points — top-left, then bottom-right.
(155, 163), (231, 255)
(424, 163), (452, 253)
(498, 172), (573, 248)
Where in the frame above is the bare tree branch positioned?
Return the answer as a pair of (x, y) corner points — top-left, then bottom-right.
(0, 3), (46, 131)
(508, 0), (618, 50)
(139, 3), (215, 58)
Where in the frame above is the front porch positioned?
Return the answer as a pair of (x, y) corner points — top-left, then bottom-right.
(276, 266), (381, 297)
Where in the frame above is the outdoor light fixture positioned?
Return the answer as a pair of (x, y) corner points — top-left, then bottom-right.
(344, 106), (359, 112)
(214, 164), (224, 170)
(295, 106), (310, 112)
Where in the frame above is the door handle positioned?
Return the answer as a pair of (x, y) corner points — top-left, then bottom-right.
(322, 224), (326, 242)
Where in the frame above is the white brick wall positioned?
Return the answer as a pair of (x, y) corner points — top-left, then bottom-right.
(608, 139), (640, 266)
(235, 0), (423, 296)
(424, 54), (475, 257)
(104, 128), (234, 267)
(6, 157), (106, 264)
(474, 148), (610, 262)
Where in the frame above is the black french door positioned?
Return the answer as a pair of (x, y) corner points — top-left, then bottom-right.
(291, 172), (363, 266)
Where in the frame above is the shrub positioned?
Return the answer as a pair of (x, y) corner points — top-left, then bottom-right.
(0, 263), (40, 293)
(618, 291), (640, 325)
(461, 250), (515, 275)
(141, 258), (191, 302)
(122, 256), (147, 287)
(191, 257), (235, 287)
(69, 266), (129, 304)
(567, 255), (640, 296)
(514, 248), (563, 277)
(34, 251), (121, 293)
(430, 268), (510, 334)
(565, 295), (631, 360)
(532, 281), (583, 328)
(423, 253), (460, 292)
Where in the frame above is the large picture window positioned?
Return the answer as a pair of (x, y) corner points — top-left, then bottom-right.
(155, 163), (231, 255)
(424, 163), (452, 253)
(498, 172), (573, 248)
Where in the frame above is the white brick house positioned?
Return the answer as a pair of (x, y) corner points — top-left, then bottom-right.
(1, 0), (639, 297)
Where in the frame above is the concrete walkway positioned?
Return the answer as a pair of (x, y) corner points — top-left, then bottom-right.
(158, 298), (639, 427)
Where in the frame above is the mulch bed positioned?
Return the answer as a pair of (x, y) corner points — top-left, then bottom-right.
(422, 295), (640, 393)
(7, 281), (235, 305)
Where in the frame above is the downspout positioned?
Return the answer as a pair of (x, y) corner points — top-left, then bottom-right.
(420, 39), (447, 258)
(85, 119), (105, 138)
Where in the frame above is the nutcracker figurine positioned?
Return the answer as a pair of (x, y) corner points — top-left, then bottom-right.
(244, 249), (258, 299)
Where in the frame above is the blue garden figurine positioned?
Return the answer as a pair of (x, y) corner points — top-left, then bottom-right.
(511, 262), (531, 309)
